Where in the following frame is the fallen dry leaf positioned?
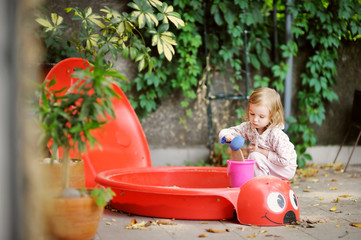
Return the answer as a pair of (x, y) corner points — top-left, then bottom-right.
(331, 198), (340, 203)
(156, 219), (176, 225)
(329, 187), (338, 190)
(285, 224), (296, 228)
(295, 168), (319, 178)
(339, 195), (351, 198)
(246, 229), (270, 238)
(326, 178), (339, 182)
(205, 228), (228, 233)
(321, 163), (343, 170)
(318, 219), (328, 223)
(125, 219), (153, 230)
(291, 219), (328, 228)
(198, 233), (208, 238)
(246, 233), (258, 238)
(329, 206), (337, 212)
(291, 220), (313, 228)
(265, 234), (281, 238)
(350, 223), (361, 228)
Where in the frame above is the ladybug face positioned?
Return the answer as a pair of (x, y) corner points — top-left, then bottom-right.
(236, 176), (299, 226)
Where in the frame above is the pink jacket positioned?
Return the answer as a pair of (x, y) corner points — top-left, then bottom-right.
(219, 122), (297, 168)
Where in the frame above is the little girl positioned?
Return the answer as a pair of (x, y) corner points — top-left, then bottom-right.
(219, 87), (297, 180)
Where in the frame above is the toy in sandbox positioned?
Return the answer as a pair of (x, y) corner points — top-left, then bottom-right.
(221, 136), (256, 188)
(45, 58), (300, 226)
(220, 136), (299, 225)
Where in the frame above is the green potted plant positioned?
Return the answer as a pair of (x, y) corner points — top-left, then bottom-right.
(37, 52), (122, 240)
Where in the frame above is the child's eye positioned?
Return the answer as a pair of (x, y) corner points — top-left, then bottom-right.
(250, 113), (255, 116)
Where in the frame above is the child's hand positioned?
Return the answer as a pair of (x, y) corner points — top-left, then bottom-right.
(247, 143), (269, 157)
(224, 135), (234, 143)
(247, 143), (257, 154)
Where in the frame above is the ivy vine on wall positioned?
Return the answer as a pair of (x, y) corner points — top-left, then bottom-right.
(125, 0), (361, 168)
(286, 0), (361, 167)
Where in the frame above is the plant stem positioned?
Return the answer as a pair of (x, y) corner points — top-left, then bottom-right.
(62, 146), (70, 189)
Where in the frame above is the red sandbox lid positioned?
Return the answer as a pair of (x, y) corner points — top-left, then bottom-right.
(44, 58), (152, 187)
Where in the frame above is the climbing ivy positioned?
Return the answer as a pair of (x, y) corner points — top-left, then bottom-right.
(124, 0), (361, 168)
(285, 0), (361, 168)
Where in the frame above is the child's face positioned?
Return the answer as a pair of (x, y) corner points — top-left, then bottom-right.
(248, 103), (271, 133)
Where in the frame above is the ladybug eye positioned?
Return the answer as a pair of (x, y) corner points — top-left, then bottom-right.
(289, 190), (298, 210)
(267, 192), (286, 213)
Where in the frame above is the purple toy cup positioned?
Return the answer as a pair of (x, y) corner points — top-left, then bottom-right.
(226, 159), (255, 188)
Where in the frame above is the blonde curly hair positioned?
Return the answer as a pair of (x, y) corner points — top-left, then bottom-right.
(245, 87), (285, 129)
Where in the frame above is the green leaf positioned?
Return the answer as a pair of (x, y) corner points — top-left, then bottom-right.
(36, 17), (52, 28)
(151, 29), (176, 61)
(138, 58), (145, 72)
(129, 0), (158, 28)
(91, 187), (116, 208)
(303, 153), (312, 161)
(51, 13), (63, 26)
(249, 54), (260, 69)
(160, 3), (185, 28)
(147, 0), (162, 8)
(129, 47), (137, 60)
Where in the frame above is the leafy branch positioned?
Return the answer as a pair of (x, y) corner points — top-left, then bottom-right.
(36, 0), (184, 71)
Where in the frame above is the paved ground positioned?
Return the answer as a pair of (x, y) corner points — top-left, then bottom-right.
(95, 164), (361, 240)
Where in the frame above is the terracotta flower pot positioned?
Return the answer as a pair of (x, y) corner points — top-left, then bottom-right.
(42, 159), (85, 195)
(46, 196), (104, 240)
